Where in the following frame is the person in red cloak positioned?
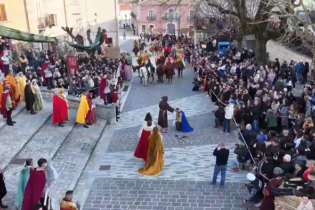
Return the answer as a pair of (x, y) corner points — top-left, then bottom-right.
(134, 113), (154, 161)
(0, 89), (9, 119)
(52, 92), (68, 127)
(40, 59), (50, 86)
(99, 73), (108, 105)
(85, 93), (97, 125)
(21, 158), (47, 210)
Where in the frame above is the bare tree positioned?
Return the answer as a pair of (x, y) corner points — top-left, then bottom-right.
(194, 0), (288, 65)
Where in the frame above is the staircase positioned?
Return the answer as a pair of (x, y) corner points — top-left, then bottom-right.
(0, 100), (107, 210)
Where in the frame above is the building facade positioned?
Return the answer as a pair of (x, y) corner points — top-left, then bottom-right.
(0, 0), (119, 46)
(119, 3), (132, 28)
(131, 0), (195, 36)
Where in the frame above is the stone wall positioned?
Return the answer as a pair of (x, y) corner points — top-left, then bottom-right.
(266, 40), (312, 63)
(40, 88), (116, 125)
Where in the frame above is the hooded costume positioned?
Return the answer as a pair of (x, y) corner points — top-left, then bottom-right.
(158, 96), (174, 129)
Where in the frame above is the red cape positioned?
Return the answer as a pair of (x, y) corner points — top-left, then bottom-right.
(1, 92), (8, 118)
(21, 169), (46, 210)
(40, 63), (49, 84)
(99, 78), (107, 99)
(52, 95), (68, 124)
(134, 129), (151, 161)
(85, 94), (97, 124)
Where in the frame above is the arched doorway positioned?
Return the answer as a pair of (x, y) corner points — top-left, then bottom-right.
(167, 23), (175, 35)
(149, 25), (154, 33)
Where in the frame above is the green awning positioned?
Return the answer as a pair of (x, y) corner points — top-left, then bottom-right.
(0, 25), (57, 43)
(66, 33), (104, 51)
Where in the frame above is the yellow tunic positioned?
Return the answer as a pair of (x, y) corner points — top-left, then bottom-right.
(16, 76), (26, 101)
(76, 95), (90, 124)
(0, 83), (3, 108)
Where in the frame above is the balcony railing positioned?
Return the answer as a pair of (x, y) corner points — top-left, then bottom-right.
(147, 16), (156, 20)
(162, 15), (180, 21)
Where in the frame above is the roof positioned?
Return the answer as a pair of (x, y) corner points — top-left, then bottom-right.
(119, 4), (131, 10)
(138, 0), (195, 5)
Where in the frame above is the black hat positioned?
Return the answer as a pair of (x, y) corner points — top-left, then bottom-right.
(66, 190), (74, 195)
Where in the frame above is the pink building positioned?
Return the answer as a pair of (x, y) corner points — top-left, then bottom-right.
(131, 0), (195, 36)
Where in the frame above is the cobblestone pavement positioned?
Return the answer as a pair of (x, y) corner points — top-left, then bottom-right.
(75, 37), (252, 210)
(109, 113), (237, 152)
(0, 101), (52, 170)
(84, 178), (252, 210)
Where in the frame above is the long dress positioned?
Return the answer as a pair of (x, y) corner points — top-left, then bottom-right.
(24, 85), (35, 111)
(138, 133), (164, 175)
(260, 177), (283, 210)
(158, 96), (174, 129)
(16, 76), (26, 102)
(134, 123), (154, 161)
(33, 85), (43, 112)
(15, 167), (34, 210)
(85, 93), (97, 124)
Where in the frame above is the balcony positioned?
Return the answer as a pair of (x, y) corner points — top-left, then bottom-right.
(147, 16), (156, 21)
(130, 12), (137, 19)
(187, 16), (194, 21)
(162, 15), (180, 21)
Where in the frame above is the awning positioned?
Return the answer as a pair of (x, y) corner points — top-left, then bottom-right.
(0, 25), (57, 43)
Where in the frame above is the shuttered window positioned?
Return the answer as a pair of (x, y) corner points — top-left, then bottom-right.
(0, 4), (7, 21)
(49, 14), (57, 26)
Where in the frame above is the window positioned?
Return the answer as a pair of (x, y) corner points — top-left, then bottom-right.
(125, 14), (127, 18)
(189, 10), (195, 18)
(0, 4), (7, 21)
(49, 14), (57, 26)
(174, 11), (180, 19)
(169, 9), (174, 13)
(142, 25), (146, 32)
(149, 10), (154, 17)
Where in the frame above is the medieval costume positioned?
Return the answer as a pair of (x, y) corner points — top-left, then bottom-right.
(40, 60), (49, 85)
(158, 96), (174, 132)
(134, 120), (155, 161)
(31, 80), (43, 112)
(59, 191), (79, 210)
(58, 88), (70, 121)
(175, 51), (185, 78)
(132, 45), (139, 57)
(15, 163), (34, 210)
(0, 170), (7, 208)
(125, 64), (133, 81)
(24, 82), (36, 114)
(0, 80), (3, 114)
(85, 93), (97, 125)
(21, 168), (46, 210)
(165, 56), (175, 84)
(1, 89), (13, 125)
(76, 94), (90, 128)
(6, 72), (20, 107)
(52, 92), (68, 127)
(260, 176), (283, 210)
(175, 109), (193, 133)
(138, 127), (164, 175)
(16, 72), (26, 102)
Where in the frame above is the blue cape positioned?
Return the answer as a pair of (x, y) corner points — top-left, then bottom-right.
(180, 110), (193, 132)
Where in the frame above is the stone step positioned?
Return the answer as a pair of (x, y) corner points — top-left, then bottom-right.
(49, 118), (107, 208)
(0, 100), (52, 171)
(2, 110), (77, 207)
(0, 102), (25, 129)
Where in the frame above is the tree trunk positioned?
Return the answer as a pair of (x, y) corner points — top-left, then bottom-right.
(236, 35), (243, 50)
(255, 36), (268, 65)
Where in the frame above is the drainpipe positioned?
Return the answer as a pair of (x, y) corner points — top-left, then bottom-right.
(114, 0), (119, 46)
(23, 0), (31, 33)
(63, 0), (68, 27)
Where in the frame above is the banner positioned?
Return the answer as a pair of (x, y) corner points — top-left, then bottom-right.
(66, 55), (78, 72)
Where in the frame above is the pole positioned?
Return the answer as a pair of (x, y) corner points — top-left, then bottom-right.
(114, 0), (119, 46)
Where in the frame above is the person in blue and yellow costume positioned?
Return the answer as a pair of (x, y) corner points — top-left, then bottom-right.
(175, 108), (193, 139)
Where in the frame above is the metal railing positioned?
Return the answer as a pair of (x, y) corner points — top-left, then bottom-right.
(147, 16), (156, 20)
(162, 15), (180, 21)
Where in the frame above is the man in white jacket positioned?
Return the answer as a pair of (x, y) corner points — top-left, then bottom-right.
(223, 99), (235, 134)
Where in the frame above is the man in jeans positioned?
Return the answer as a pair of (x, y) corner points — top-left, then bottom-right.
(211, 142), (229, 187)
(222, 99), (235, 135)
